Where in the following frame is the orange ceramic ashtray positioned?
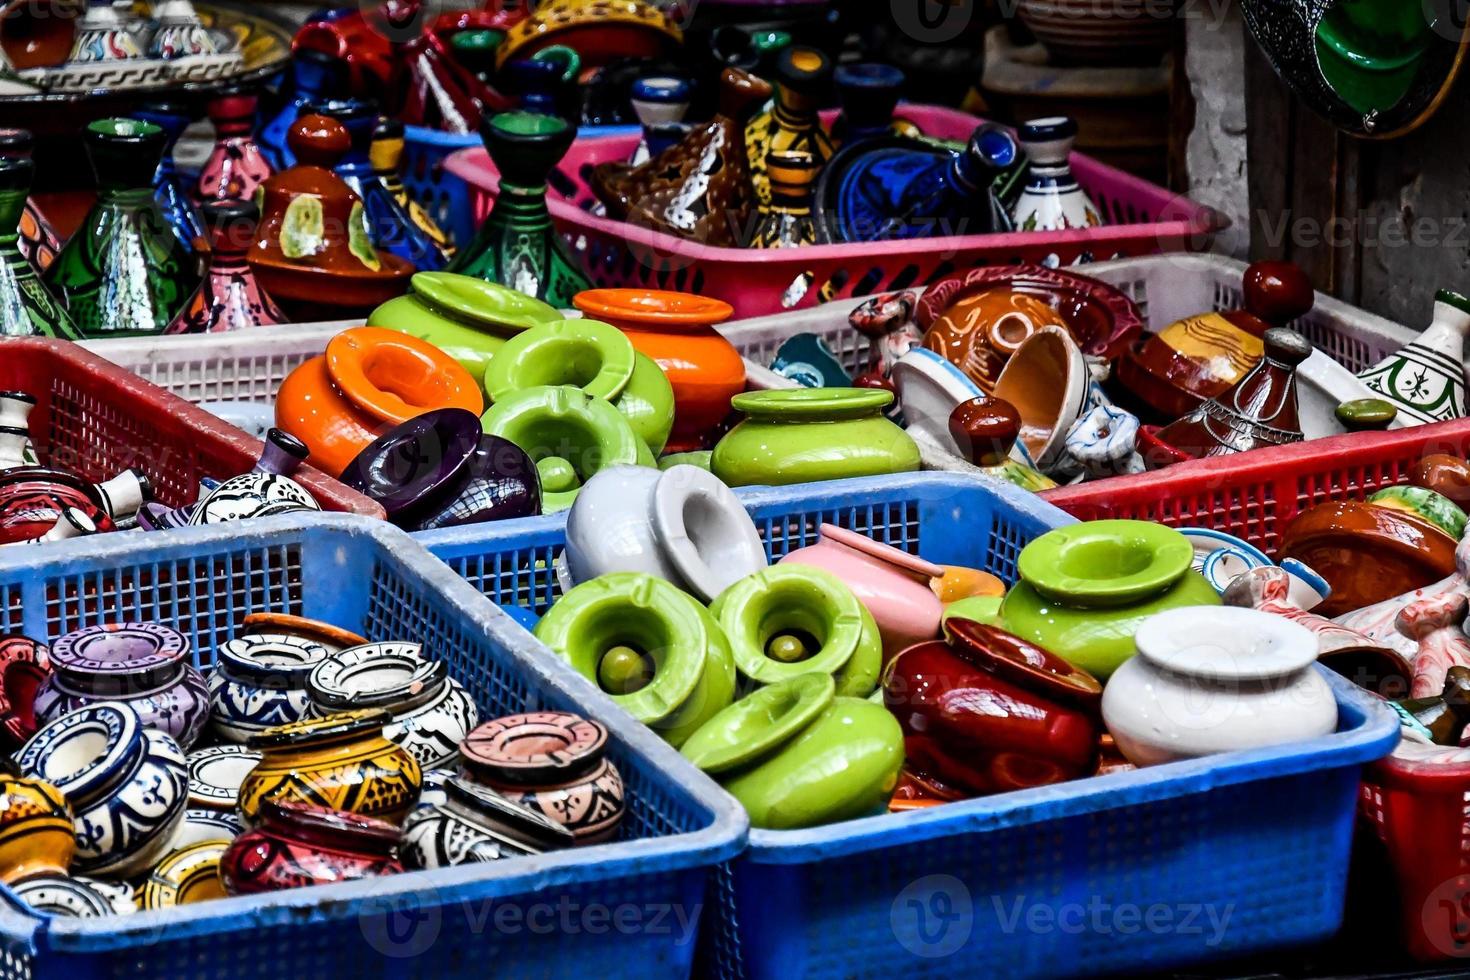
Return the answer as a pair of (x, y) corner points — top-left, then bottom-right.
(275, 326), (484, 477)
(573, 288), (743, 453)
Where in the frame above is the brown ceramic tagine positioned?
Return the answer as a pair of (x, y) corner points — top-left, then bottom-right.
(917, 264), (1144, 394)
(589, 68), (772, 248)
(1116, 260), (1315, 421)
(247, 114), (413, 315)
(1139, 328), (1312, 469)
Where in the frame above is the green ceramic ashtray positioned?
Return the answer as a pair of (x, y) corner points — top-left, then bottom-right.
(681, 672), (836, 774)
(614, 351), (675, 456)
(729, 387), (894, 420)
(709, 564), (881, 698)
(1369, 485), (1467, 539)
(534, 572), (736, 747)
(659, 451), (713, 472)
(481, 385), (653, 512)
(1016, 520), (1196, 608)
(485, 319), (637, 403)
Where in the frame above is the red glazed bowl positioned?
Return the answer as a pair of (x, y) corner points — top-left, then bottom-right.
(220, 799), (402, 895)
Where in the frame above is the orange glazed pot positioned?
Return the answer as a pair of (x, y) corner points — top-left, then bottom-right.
(573, 289), (742, 453)
(276, 326), (483, 476)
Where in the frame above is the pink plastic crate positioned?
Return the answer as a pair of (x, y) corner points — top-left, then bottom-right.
(444, 104), (1226, 318)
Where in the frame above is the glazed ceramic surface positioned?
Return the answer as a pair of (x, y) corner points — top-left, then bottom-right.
(0, 633), (50, 750)
(1001, 520), (1221, 678)
(461, 712), (626, 844)
(239, 708), (422, 825)
(133, 103), (206, 255)
(139, 840), (228, 909)
(779, 523), (944, 660)
(197, 88), (273, 203)
(186, 743), (260, 812)
(0, 774), (73, 884)
(681, 672), (903, 830)
(372, 118), (455, 266)
(35, 622), (209, 749)
(1358, 288), (1470, 425)
(892, 347), (985, 452)
(1011, 117), (1101, 231)
(710, 563), (882, 698)
(745, 47), (833, 214)
(1101, 606), (1336, 767)
(13, 874), (135, 918)
(0, 156), (77, 339)
(208, 632), (334, 742)
(561, 464), (766, 603)
(534, 574), (736, 748)
(17, 700), (187, 877)
(0, 466), (146, 543)
(713, 388), (920, 488)
(885, 619), (1101, 795)
(306, 641), (477, 769)
(991, 325), (1090, 473)
(220, 798), (402, 895)
(401, 775), (574, 868)
(166, 198), (285, 334)
(169, 807), (244, 850)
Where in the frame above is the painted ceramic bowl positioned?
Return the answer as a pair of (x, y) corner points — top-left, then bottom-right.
(220, 798), (402, 895)
(572, 288), (742, 453)
(711, 564), (882, 698)
(461, 712), (626, 844)
(401, 774), (575, 868)
(17, 701), (187, 877)
(681, 672), (904, 830)
(891, 347), (985, 454)
(13, 874), (136, 918)
(561, 464), (766, 603)
(1102, 606), (1336, 766)
(239, 708), (423, 825)
(534, 573), (735, 747)
(338, 408), (541, 531)
(1000, 520), (1221, 678)
(368, 271), (561, 387)
(275, 326), (485, 477)
(779, 523), (944, 660)
(884, 619), (1102, 796)
(306, 641), (478, 769)
(991, 326), (1091, 473)
(481, 385), (654, 512)
(712, 388), (920, 488)
(208, 632), (335, 743)
(0, 774), (74, 884)
(35, 622), (210, 749)
(186, 744), (261, 812)
(0, 633), (50, 750)
(138, 840), (229, 909)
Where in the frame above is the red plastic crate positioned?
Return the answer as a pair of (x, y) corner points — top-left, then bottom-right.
(443, 105), (1226, 318)
(1040, 418), (1470, 557)
(3, 338), (382, 519)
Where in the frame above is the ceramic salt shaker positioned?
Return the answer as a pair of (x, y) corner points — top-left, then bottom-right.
(1102, 606), (1337, 767)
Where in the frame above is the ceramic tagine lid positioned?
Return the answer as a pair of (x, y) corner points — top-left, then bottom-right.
(461, 711), (609, 788)
(247, 114), (414, 311)
(167, 198), (287, 334)
(493, 0), (681, 71)
(50, 623), (190, 693)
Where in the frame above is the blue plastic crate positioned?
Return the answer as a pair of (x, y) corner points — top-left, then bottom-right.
(0, 516), (744, 980)
(403, 123), (639, 250)
(418, 472), (1402, 978)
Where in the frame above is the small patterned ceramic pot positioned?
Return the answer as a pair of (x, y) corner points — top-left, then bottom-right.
(0, 633), (50, 751)
(139, 840), (229, 909)
(461, 712), (626, 844)
(401, 774), (573, 869)
(187, 744), (261, 811)
(0, 774), (74, 884)
(306, 642), (478, 769)
(190, 429), (321, 525)
(220, 799), (403, 895)
(17, 701), (188, 877)
(239, 708), (423, 826)
(35, 623), (210, 749)
(14, 874), (136, 917)
(207, 632), (335, 743)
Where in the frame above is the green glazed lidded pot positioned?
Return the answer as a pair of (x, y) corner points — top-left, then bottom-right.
(46, 118), (198, 338)
(367, 271), (561, 390)
(447, 111), (592, 308)
(680, 672), (903, 830)
(712, 388), (921, 487)
(533, 572), (736, 747)
(999, 520), (1220, 679)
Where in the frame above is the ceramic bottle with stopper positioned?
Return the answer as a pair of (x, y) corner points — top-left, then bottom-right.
(1012, 117), (1101, 232)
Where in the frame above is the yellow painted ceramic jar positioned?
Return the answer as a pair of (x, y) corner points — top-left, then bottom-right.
(238, 708), (422, 826)
(0, 775), (73, 884)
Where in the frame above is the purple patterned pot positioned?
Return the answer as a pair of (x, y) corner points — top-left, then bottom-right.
(338, 408), (541, 531)
(34, 623), (209, 749)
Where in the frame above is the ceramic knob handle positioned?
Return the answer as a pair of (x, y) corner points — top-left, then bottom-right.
(1242, 261), (1313, 326)
(288, 115), (352, 169)
(948, 396), (1021, 467)
(1261, 327), (1312, 367)
(1413, 454), (1470, 507)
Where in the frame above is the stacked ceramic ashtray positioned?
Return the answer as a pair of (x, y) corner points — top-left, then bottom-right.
(0, 615), (624, 916)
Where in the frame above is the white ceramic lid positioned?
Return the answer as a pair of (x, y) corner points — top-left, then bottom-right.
(1134, 606), (1319, 682)
(891, 348), (983, 452)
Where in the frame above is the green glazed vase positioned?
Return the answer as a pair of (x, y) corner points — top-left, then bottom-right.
(680, 672), (903, 830)
(710, 564), (881, 698)
(998, 520), (1220, 679)
(534, 572), (736, 747)
(0, 157), (77, 339)
(368, 271), (561, 389)
(486, 318), (675, 455)
(447, 112), (592, 308)
(481, 384), (655, 512)
(712, 388), (921, 487)
(45, 119), (197, 338)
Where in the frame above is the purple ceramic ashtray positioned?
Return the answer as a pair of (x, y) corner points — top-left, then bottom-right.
(50, 623), (189, 679)
(339, 408), (541, 531)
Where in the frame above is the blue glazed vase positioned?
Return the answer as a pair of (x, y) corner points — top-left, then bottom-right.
(260, 48), (345, 171)
(135, 102), (205, 254)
